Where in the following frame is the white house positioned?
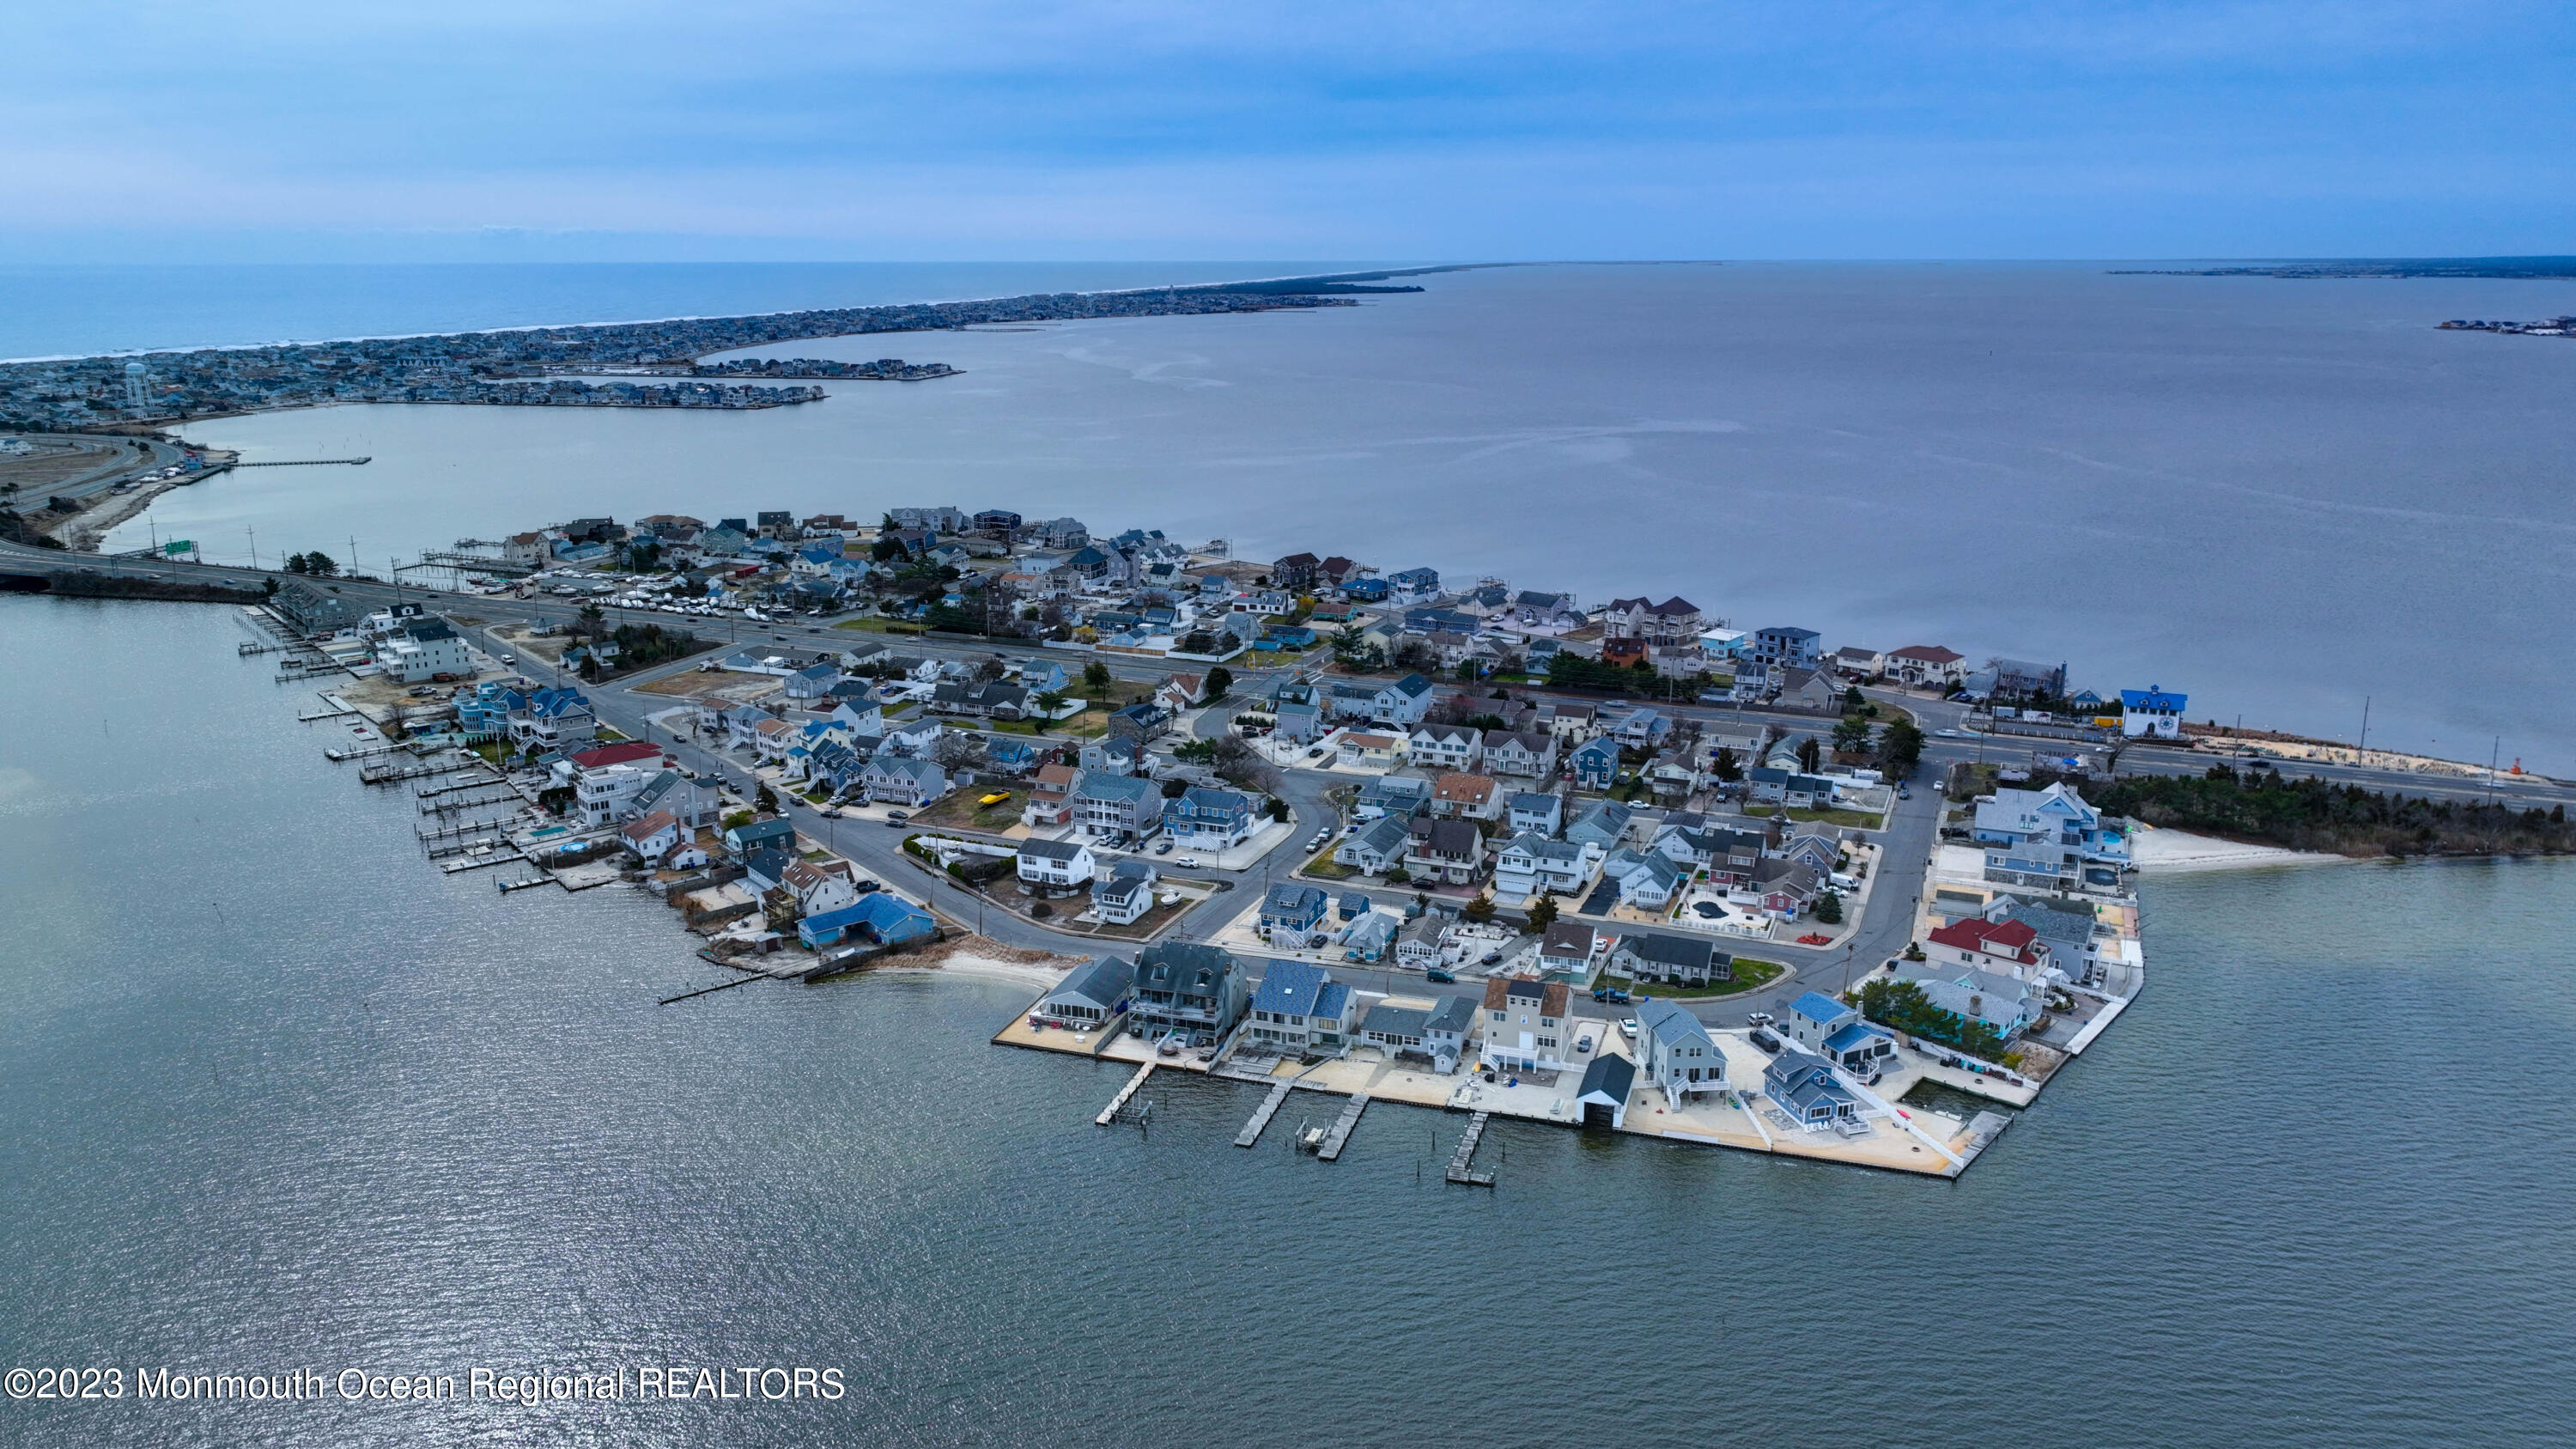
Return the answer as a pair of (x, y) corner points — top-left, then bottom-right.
(1018, 837), (1097, 889)
(2120, 686), (2188, 740)
(1633, 999), (1727, 1105)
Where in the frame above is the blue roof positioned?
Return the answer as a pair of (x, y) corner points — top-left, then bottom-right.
(2120, 688), (2188, 711)
(1251, 960), (1327, 1016)
(1790, 990), (1852, 1025)
(803, 892), (936, 944)
(1822, 1020), (1892, 1054)
(1313, 982), (1353, 1019)
(1264, 883), (1327, 916)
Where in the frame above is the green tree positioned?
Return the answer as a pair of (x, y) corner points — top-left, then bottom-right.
(1795, 736), (1822, 774)
(1082, 661), (1115, 695)
(1525, 892), (1559, 932)
(1461, 892), (1495, 924)
(1201, 666), (1232, 703)
(1710, 746), (1742, 782)
(1034, 690), (1066, 718)
(1813, 890), (1843, 924)
(1879, 716), (1924, 774)
(1832, 714), (1874, 753)
(755, 782), (780, 814)
(1842, 685), (1866, 713)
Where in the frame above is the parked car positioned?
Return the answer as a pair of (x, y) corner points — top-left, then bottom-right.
(1425, 967), (1456, 983)
(1744, 1011), (1775, 1027)
(1897, 786), (1912, 800)
(1749, 1028), (1783, 1053)
(1176, 856), (1200, 868)
(1939, 826), (1971, 840)
(884, 812), (908, 825)
(1154, 839), (1175, 855)
(1592, 988), (1631, 1005)
(1617, 1018), (1639, 1039)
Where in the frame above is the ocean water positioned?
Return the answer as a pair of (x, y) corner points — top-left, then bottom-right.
(3, 595), (2573, 1447)
(54, 260), (2576, 773)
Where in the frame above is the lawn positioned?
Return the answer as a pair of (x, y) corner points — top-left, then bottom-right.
(1601, 955), (1785, 999)
(915, 787), (1028, 833)
(1297, 851), (1359, 880)
(832, 617), (927, 635)
(1779, 806), (1884, 829)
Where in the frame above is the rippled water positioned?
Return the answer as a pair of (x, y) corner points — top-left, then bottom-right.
(3, 596), (2570, 1446)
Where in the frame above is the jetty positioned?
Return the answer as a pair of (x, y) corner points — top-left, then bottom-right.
(1234, 1081), (1295, 1148)
(1315, 1093), (1370, 1162)
(1097, 1062), (1155, 1126)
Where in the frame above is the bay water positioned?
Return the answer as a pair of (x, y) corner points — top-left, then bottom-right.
(3, 595), (2571, 1447)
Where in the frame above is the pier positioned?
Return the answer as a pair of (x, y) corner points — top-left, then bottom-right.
(1315, 1093), (1370, 1161)
(1097, 1062), (1155, 1126)
(359, 758), (480, 786)
(1235, 1081), (1295, 1148)
(235, 456), (371, 467)
(1445, 1112), (1496, 1186)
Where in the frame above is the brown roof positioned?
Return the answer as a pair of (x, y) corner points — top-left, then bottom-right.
(620, 809), (676, 842)
(1433, 772), (1498, 803)
(1889, 644), (1963, 663)
(1485, 975), (1570, 1016)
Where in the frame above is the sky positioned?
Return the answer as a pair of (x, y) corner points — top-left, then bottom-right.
(5, 1), (2572, 262)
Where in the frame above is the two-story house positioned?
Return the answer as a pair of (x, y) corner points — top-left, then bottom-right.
(1404, 819), (1487, 886)
(1259, 884), (1333, 947)
(1784, 990), (1900, 1079)
(1431, 773), (1503, 820)
(1163, 786), (1256, 850)
(1974, 782), (2129, 891)
(861, 756), (951, 807)
(1479, 729), (1558, 780)
(1611, 932), (1731, 988)
(1493, 834), (1594, 901)
(1242, 960), (1358, 1058)
(1017, 837), (1097, 891)
(1749, 625), (1822, 673)
(1408, 724), (1483, 772)
(1126, 942), (1248, 1046)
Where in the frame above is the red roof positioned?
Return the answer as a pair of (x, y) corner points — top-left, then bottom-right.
(568, 740), (663, 770)
(1929, 917), (2041, 961)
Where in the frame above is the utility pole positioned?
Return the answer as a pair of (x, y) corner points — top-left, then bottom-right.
(2358, 696), (2371, 759)
(247, 525), (258, 571)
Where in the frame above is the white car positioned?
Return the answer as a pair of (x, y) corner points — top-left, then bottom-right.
(1176, 856), (1200, 868)
(1618, 1019), (1639, 1039)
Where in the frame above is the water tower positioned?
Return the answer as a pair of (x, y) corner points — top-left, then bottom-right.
(124, 362), (148, 414)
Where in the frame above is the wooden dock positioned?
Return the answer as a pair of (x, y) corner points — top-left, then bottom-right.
(1235, 1081), (1295, 1148)
(416, 774), (503, 800)
(360, 758), (477, 786)
(1315, 1093), (1370, 1161)
(440, 849), (525, 874)
(1445, 1111), (1496, 1185)
(1096, 1062), (1155, 1126)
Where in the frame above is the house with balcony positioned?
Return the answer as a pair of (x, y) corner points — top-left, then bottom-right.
(861, 756), (950, 808)
(1974, 782), (2129, 892)
(1073, 772), (1163, 845)
(1749, 625), (1822, 673)
(1886, 643), (1967, 688)
(1242, 961), (1358, 1058)
(1611, 932), (1730, 988)
(1479, 977), (1575, 1073)
(1404, 819), (1487, 887)
(1494, 834), (1594, 901)
(1784, 990), (1900, 1078)
(1431, 772), (1503, 820)
(1163, 786), (1256, 850)
(1127, 942), (1248, 1045)
(1601, 596), (1704, 643)
(1408, 724), (1483, 772)
(1259, 884), (1333, 947)
(1635, 999), (1727, 1105)
(1763, 1046), (1864, 1131)
(1358, 995), (1477, 1073)
(1017, 837), (1097, 891)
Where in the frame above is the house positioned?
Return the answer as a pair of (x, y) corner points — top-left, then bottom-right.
(861, 756), (950, 807)
(1386, 566), (1441, 603)
(1986, 895), (2108, 988)
(1536, 921), (1596, 977)
(779, 858), (862, 917)
(1354, 775), (1433, 820)
(1634, 999), (1727, 1105)
(1893, 959), (2044, 1038)
(1612, 932), (1730, 987)
(1404, 818), (1487, 886)
(2120, 686), (2189, 740)
(1832, 645), (1886, 679)
(1394, 916), (1446, 972)
(374, 618), (475, 683)
(1569, 736), (1621, 791)
(723, 815), (797, 856)
(1749, 625), (1822, 672)
(1259, 884), (1333, 947)
(1339, 912), (1396, 962)
(629, 770), (722, 829)
(1764, 1047), (1863, 1129)
(1091, 861), (1158, 925)
(507, 687), (598, 752)
(798, 892), (938, 951)
(1990, 659), (2068, 699)
(741, 846), (794, 896)
(1073, 772), (1163, 844)
(1018, 837), (1097, 890)
(1156, 673), (1205, 715)
(1886, 644), (1968, 688)
(1974, 782), (2129, 890)
(1271, 551), (1323, 591)
(1564, 801), (1633, 851)
(1751, 857), (1823, 917)
(1494, 835), (1592, 900)
(1243, 961), (1358, 1058)
(931, 679), (1031, 720)
(1575, 1055), (1636, 1129)
(1776, 832), (1842, 880)
(1431, 773), (1503, 820)
(618, 810), (682, 863)
(1479, 730), (1558, 779)
(1273, 700), (1325, 743)
(1408, 724), (1483, 772)
(1507, 791), (1564, 837)
(1127, 942), (1248, 1045)
(1479, 977), (1576, 1073)
(1775, 667), (1840, 713)
(1601, 596), (1704, 642)
(1927, 917), (2056, 982)
(1785, 991), (1899, 1078)
(1746, 767), (1837, 808)
(1358, 995), (1478, 1073)
(1329, 673), (1436, 727)
(1163, 786), (1255, 850)
(1078, 735), (1145, 777)
(1336, 732), (1407, 770)
(1336, 815), (1413, 874)
(1107, 702), (1173, 743)
(1611, 709), (1671, 749)
(1603, 849), (1686, 910)
(1032, 955), (1134, 1029)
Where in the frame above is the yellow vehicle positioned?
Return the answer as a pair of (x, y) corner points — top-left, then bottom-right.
(977, 791), (1012, 807)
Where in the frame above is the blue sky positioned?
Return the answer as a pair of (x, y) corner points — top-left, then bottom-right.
(6, 1), (2570, 260)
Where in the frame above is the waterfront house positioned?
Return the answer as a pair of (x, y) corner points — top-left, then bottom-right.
(1403, 819), (1487, 887)
(1783, 991), (1900, 1078)
(1163, 786), (1256, 850)
(1386, 566), (1442, 602)
(1018, 837), (1097, 891)
(1601, 596), (1704, 643)
(1611, 932), (1729, 988)
(2119, 686), (2189, 740)
(1764, 1047), (1863, 1130)
(741, 847), (793, 895)
(1035, 956), (1135, 1029)
(375, 618), (475, 684)
(1507, 791), (1564, 837)
(507, 687), (597, 752)
(1927, 917), (2057, 984)
(1892, 959), (2044, 1038)
(1480, 977), (1576, 1074)
(1986, 895), (2108, 989)
(1635, 999), (1727, 1105)
(1886, 644), (1967, 688)
(1990, 659), (2068, 700)
(1244, 961), (1358, 1058)
(1536, 921), (1596, 977)
(1091, 861), (1157, 925)
(798, 893), (938, 952)
(1271, 551), (1323, 591)
(1127, 942), (1248, 1045)
(630, 770), (722, 829)
(1336, 815), (1413, 875)
(1974, 782), (2129, 891)
(1494, 834), (1593, 901)
(1569, 736), (1621, 791)
(575, 762), (654, 827)
(619, 810), (682, 863)
(780, 859), (863, 917)
(862, 756), (951, 808)
(1073, 772), (1162, 845)
(1359, 995), (1477, 1073)
(724, 815), (797, 856)
(1431, 773), (1503, 820)
(1408, 724), (1483, 772)
(1259, 884), (1333, 947)
(1564, 801), (1633, 852)
(1575, 1055), (1636, 1130)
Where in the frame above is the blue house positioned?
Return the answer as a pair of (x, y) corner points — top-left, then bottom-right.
(1259, 884), (1331, 946)
(799, 893), (939, 951)
(1259, 625), (1318, 650)
(1386, 566), (1442, 601)
(1570, 736), (1621, 791)
(2118, 686), (2189, 740)
(1019, 661), (1068, 695)
(1340, 577), (1391, 603)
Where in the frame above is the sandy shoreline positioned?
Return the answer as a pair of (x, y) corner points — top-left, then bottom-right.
(2131, 826), (2347, 873)
(864, 939), (1078, 993)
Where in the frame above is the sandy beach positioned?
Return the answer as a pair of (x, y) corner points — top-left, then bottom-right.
(2130, 826), (2347, 873)
(869, 936), (1080, 992)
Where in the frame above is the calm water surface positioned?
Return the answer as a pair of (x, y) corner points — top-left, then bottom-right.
(3, 597), (2570, 1446)
(76, 262), (2576, 771)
